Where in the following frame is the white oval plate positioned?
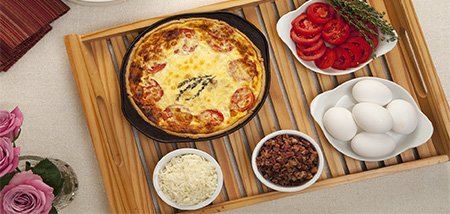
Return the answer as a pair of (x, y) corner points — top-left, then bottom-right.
(276, 0), (398, 76)
(310, 77), (433, 161)
(153, 148), (223, 210)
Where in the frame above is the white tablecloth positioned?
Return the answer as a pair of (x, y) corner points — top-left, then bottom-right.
(0, 0), (449, 213)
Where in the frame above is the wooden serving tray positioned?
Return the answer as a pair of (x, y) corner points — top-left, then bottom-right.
(64, 0), (450, 213)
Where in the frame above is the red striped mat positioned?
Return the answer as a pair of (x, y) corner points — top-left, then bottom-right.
(0, 0), (69, 72)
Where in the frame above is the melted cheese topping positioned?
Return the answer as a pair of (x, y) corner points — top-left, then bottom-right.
(147, 40), (244, 120)
(127, 18), (264, 135)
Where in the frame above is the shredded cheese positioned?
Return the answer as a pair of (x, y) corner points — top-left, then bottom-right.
(159, 154), (218, 206)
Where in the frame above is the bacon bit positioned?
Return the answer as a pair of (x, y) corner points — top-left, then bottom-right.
(256, 134), (319, 186)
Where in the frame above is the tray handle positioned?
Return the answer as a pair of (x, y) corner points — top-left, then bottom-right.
(388, 0), (429, 98)
(391, 0), (450, 157)
(399, 28), (428, 98)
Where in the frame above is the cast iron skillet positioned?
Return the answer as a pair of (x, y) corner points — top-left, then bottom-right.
(120, 12), (270, 143)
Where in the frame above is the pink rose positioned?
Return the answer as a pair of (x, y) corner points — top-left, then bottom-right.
(0, 171), (54, 214)
(0, 137), (20, 177)
(0, 107), (23, 140)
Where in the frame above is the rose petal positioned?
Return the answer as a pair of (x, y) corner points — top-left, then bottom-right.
(10, 107), (23, 125)
(0, 107), (23, 139)
(0, 172), (55, 214)
(0, 111), (9, 123)
(8, 171), (41, 186)
(0, 138), (18, 177)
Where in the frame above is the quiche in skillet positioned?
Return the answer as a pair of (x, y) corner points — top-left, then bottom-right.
(125, 18), (265, 138)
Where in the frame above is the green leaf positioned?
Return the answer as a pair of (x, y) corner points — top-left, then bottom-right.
(0, 171), (17, 190)
(49, 206), (58, 214)
(25, 161), (32, 171)
(31, 159), (63, 196)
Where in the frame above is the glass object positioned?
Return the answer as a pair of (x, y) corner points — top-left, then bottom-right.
(18, 155), (79, 211)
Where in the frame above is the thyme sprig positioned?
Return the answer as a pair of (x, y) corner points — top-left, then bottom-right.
(177, 75), (212, 89)
(327, 0), (398, 51)
(176, 75), (215, 101)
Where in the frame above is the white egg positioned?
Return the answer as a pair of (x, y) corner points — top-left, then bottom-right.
(386, 99), (418, 134)
(351, 132), (396, 158)
(352, 79), (393, 106)
(323, 107), (357, 141)
(352, 103), (393, 133)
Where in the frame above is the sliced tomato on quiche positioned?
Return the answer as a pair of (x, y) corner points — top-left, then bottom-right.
(162, 105), (194, 126)
(142, 79), (164, 102)
(207, 24), (235, 39)
(228, 59), (257, 81)
(174, 44), (198, 55)
(231, 87), (255, 112)
(174, 28), (199, 55)
(146, 63), (167, 74)
(199, 110), (224, 126)
(208, 39), (234, 52)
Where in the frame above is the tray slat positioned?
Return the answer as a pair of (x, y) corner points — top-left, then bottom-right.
(260, 1), (313, 134)
(229, 132), (260, 196)
(64, 0), (450, 213)
(212, 138), (243, 200)
(65, 35), (156, 213)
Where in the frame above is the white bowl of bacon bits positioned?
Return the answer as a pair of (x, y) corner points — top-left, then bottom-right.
(252, 130), (324, 192)
(276, 0), (398, 75)
(153, 148), (223, 210)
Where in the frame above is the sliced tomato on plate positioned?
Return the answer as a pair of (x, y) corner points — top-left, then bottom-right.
(199, 110), (224, 126)
(347, 37), (372, 63)
(162, 105), (193, 126)
(296, 39), (324, 53)
(314, 48), (337, 69)
(143, 79), (164, 102)
(349, 22), (379, 48)
(231, 87), (255, 112)
(290, 30), (321, 45)
(367, 33), (379, 48)
(296, 44), (326, 61)
(328, 5), (337, 19)
(349, 33), (379, 49)
(332, 47), (352, 70)
(349, 29), (363, 38)
(322, 19), (350, 45)
(292, 13), (323, 36)
(340, 43), (362, 67)
(307, 3), (334, 24)
(366, 22), (379, 36)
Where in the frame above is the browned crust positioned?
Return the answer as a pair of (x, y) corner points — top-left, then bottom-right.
(125, 17), (265, 139)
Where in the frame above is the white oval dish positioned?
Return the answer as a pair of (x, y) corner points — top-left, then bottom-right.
(276, 0), (398, 76)
(310, 77), (433, 161)
(153, 148), (223, 210)
(251, 130), (324, 192)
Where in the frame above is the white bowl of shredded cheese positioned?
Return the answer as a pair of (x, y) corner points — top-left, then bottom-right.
(153, 148), (223, 210)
